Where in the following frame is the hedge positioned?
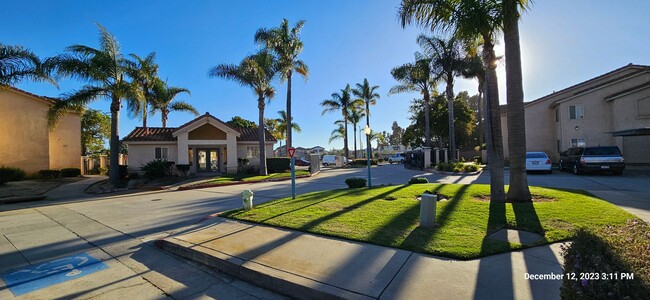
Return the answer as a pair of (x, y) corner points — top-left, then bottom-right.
(0, 166), (26, 184)
(560, 219), (649, 299)
(350, 159), (378, 166)
(61, 168), (81, 177)
(39, 169), (61, 179)
(408, 177), (429, 184)
(345, 177), (367, 188)
(267, 157), (290, 173)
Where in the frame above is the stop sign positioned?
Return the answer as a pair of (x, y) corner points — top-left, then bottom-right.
(287, 147), (296, 158)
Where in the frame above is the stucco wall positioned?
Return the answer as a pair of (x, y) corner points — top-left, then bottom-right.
(237, 143), (274, 166)
(188, 124), (227, 140)
(126, 143), (178, 173)
(0, 89), (51, 174)
(49, 112), (81, 170)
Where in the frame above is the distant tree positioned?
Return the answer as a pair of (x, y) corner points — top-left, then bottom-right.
(276, 110), (301, 151)
(321, 84), (360, 159)
(81, 109), (110, 155)
(407, 94), (474, 149)
(0, 43), (55, 88)
(124, 52), (158, 128)
(390, 121), (405, 146)
(347, 105), (365, 159)
(210, 50), (277, 175)
(227, 116), (258, 129)
(255, 18), (308, 150)
(150, 78), (197, 128)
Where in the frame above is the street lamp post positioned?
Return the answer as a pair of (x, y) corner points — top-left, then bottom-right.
(364, 125), (372, 188)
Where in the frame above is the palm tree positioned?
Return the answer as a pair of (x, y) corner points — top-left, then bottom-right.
(352, 78), (380, 161)
(124, 52), (158, 128)
(209, 51), (277, 175)
(399, 0), (507, 202)
(328, 120), (345, 144)
(389, 55), (437, 147)
(320, 84), (359, 159)
(276, 110), (301, 155)
(150, 78), (198, 128)
(460, 46), (486, 148)
(347, 105), (365, 159)
(503, 0), (532, 202)
(255, 19), (309, 151)
(1, 43), (55, 87)
(46, 24), (134, 185)
(418, 35), (467, 161)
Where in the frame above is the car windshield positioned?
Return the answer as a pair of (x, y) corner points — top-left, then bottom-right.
(584, 147), (621, 156)
(526, 152), (547, 158)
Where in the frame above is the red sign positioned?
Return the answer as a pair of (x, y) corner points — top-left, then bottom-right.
(287, 147), (296, 158)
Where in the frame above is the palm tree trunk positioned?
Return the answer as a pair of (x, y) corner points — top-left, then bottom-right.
(424, 89), (431, 148)
(109, 96), (121, 185)
(477, 81), (484, 148)
(353, 125), (358, 159)
(162, 110), (168, 128)
(258, 97), (268, 176)
(446, 79), (456, 160)
(286, 71), (293, 149)
(343, 115), (349, 159)
(504, 0), (531, 202)
(142, 105), (147, 128)
(482, 38), (506, 202)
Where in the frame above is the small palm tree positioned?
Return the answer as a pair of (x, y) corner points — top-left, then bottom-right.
(46, 23), (135, 185)
(389, 54), (438, 147)
(352, 79), (380, 159)
(124, 52), (158, 128)
(328, 120), (345, 144)
(276, 110), (301, 155)
(1, 43), (55, 87)
(320, 85), (360, 159)
(150, 78), (197, 128)
(209, 51), (277, 175)
(255, 19), (309, 150)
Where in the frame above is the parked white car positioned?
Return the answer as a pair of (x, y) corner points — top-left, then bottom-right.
(525, 152), (552, 174)
(388, 153), (405, 164)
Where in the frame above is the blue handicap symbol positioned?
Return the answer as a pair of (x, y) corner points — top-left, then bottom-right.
(2, 252), (109, 296)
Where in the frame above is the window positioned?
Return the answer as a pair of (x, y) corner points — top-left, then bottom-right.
(246, 146), (259, 158)
(570, 139), (586, 147)
(569, 105), (584, 120)
(155, 147), (169, 160)
(555, 108), (559, 122)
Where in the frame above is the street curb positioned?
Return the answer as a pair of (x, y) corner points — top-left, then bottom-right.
(424, 168), (484, 176)
(176, 174), (314, 191)
(0, 195), (47, 204)
(155, 237), (372, 300)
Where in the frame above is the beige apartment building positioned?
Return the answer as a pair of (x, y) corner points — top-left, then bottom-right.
(501, 64), (650, 164)
(0, 87), (81, 174)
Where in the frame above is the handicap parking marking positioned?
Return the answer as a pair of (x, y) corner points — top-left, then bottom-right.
(1, 252), (109, 296)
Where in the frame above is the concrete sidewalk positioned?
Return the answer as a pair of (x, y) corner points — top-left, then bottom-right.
(157, 217), (566, 300)
(45, 175), (107, 200)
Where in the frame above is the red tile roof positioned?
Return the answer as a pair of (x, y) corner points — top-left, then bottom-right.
(237, 127), (278, 142)
(123, 127), (176, 142)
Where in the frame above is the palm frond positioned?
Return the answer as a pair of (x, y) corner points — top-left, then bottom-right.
(48, 86), (106, 128)
(170, 101), (199, 116)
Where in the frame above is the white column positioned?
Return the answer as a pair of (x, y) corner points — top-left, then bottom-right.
(434, 148), (440, 165)
(177, 132), (189, 164)
(226, 133), (238, 174)
(423, 147), (431, 169)
(443, 149), (449, 163)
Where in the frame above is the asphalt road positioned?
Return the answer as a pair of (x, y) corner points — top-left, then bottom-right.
(0, 164), (648, 299)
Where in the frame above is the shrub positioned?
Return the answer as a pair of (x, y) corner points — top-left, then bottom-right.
(0, 166), (26, 184)
(560, 220), (649, 299)
(60, 168), (81, 177)
(350, 159), (378, 166)
(345, 177), (367, 188)
(267, 157), (290, 173)
(463, 164), (479, 172)
(408, 177), (429, 184)
(39, 169), (61, 179)
(437, 161), (479, 173)
(141, 159), (174, 179)
(98, 167), (108, 175)
(128, 172), (140, 179)
(473, 156), (482, 165)
(176, 164), (190, 175)
(119, 165), (129, 179)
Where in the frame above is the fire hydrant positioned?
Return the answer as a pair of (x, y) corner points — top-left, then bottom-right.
(241, 189), (254, 210)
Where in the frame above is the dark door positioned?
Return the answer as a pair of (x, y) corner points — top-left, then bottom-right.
(197, 149), (220, 172)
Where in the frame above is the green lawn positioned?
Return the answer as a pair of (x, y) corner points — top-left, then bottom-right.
(203, 170), (310, 184)
(221, 183), (637, 259)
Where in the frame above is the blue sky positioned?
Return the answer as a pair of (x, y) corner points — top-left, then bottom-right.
(4, 0), (650, 150)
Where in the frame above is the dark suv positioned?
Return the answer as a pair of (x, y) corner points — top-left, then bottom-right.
(559, 146), (625, 175)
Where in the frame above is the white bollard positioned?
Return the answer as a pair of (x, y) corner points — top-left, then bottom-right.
(420, 193), (437, 228)
(241, 189), (254, 210)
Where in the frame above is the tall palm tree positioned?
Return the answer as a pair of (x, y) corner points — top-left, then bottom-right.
(418, 35), (467, 160)
(209, 51), (277, 175)
(503, 0), (532, 202)
(389, 54), (437, 147)
(255, 19), (309, 151)
(460, 47), (486, 148)
(399, 0), (507, 202)
(353, 79), (380, 160)
(347, 105), (365, 159)
(150, 78), (198, 128)
(1, 43), (55, 88)
(276, 110), (301, 155)
(124, 52), (158, 128)
(320, 84), (359, 159)
(328, 120), (345, 144)
(46, 23), (134, 185)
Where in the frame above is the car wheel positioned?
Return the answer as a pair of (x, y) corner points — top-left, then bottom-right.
(573, 163), (581, 175)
